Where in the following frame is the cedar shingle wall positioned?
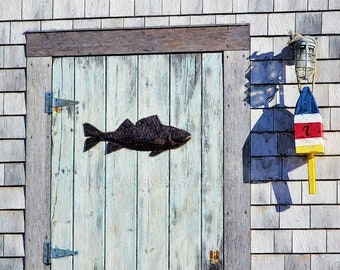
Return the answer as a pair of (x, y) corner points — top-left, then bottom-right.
(0, 0), (339, 269)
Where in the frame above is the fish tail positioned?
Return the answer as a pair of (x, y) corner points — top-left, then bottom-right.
(83, 123), (104, 152)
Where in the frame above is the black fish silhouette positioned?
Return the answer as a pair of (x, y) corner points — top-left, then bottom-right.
(83, 115), (191, 157)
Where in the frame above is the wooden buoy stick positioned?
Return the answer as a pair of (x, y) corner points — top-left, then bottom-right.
(307, 153), (317, 194)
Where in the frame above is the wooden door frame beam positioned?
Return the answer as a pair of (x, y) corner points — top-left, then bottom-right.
(26, 57), (53, 270)
(25, 24), (249, 57)
(25, 25), (250, 270)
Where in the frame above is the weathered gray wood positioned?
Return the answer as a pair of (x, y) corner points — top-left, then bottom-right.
(315, 60), (340, 83)
(163, 0), (180, 14)
(0, 234), (3, 256)
(4, 163), (25, 186)
(201, 53), (224, 268)
(135, 0), (162, 15)
(3, 93), (26, 115)
(22, 0), (52, 19)
(4, 234), (25, 257)
(0, 1), (21, 20)
(51, 57), (75, 270)
(73, 57), (106, 270)
(73, 19), (101, 30)
(0, 187), (25, 209)
(3, 45), (26, 68)
(0, 94), (3, 114)
(0, 69), (26, 92)
(137, 55), (170, 269)
(223, 51), (251, 269)
(0, 117), (25, 138)
(203, 0), (232, 13)
(85, 0), (109, 17)
(110, 0), (134, 16)
(25, 57), (52, 270)
(25, 25), (250, 57)
(288, 156), (340, 180)
(285, 254), (310, 270)
(105, 56), (138, 269)
(181, 0), (202, 14)
(323, 132), (340, 155)
(0, 47), (3, 68)
(253, 59), (340, 84)
(0, 211), (24, 233)
(0, 165), (4, 185)
(0, 141), (25, 162)
(0, 258), (24, 270)
(169, 53), (202, 269)
(53, 0), (84, 18)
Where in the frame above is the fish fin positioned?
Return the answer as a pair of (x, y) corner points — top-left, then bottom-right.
(83, 123), (104, 152)
(105, 142), (122, 154)
(84, 137), (100, 152)
(83, 123), (103, 137)
(149, 150), (165, 157)
(136, 115), (162, 127)
(150, 138), (165, 145)
(115, 119), (134, 132)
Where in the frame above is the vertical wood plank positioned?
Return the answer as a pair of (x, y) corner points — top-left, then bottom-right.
(201, 53), (224, 268)
(73, 57), (106, 270)
(223, 51), (251, 269)
(137, 54), (169, 270)
(169, 54), (202, 269)
(105, 56), (138, 269)
(26, 57), (52, 270)
(51, 57), (75, 270)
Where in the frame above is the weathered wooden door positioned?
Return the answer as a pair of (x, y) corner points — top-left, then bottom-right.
(51, 53), (224, 269)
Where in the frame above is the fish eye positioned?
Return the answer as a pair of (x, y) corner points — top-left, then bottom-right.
(173, 130), (182, 137)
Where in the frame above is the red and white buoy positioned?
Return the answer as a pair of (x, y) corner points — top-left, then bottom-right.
(294, 86), (324, 194)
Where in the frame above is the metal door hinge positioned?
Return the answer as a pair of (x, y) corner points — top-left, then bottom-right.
(43, 242), (78, 265)
(45, 92), (79, 114)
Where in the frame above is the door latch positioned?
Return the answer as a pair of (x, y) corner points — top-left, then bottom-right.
(210, 250), (219, 265)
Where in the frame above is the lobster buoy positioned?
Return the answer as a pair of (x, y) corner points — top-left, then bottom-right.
(294, 86), (324, 194)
